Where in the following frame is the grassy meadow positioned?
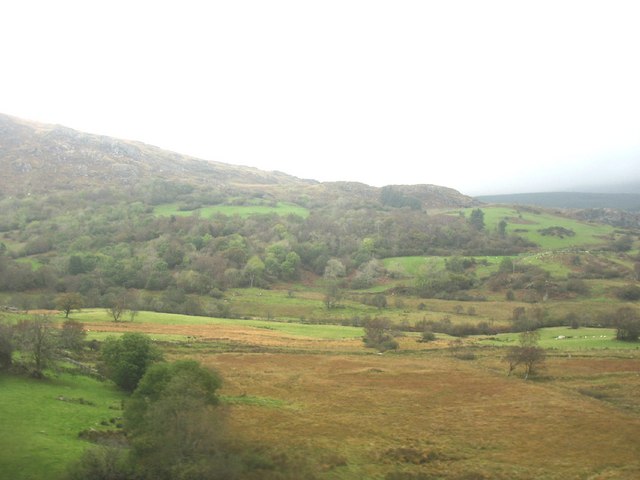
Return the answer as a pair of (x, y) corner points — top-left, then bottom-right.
(0, 372), (125, 480)
(457, 206), (616, 249)
(4, 306), (640, 479)
(152, 201), (309, 218)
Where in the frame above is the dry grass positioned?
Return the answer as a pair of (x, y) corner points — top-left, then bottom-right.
(87, 320), (640, 479)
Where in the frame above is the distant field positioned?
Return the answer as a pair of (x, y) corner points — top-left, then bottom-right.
(0, 372), (125, 480)
(153, 202), (309, 218)
(480, 326), (640, 350)
(458, 206), (615, 249)
(69, 309), (364, 340)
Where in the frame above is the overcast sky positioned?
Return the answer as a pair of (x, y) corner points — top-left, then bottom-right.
(2, 1), (639, 195)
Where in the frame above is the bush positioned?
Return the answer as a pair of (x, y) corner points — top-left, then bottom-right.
(66, 446), (134, 480)
(362, 317), (399, 352)
(418, 330), (436, 343)
(615, 284), (640, 301)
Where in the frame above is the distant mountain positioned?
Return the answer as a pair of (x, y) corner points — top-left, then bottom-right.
(0, 113), (475, 209)
(476, 192), (640, 212)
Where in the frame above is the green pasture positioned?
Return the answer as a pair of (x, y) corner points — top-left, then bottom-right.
(153, 202), (309, 218)
(458, 206), (615, 249)
(69, 309), (364, 340)
(383, 256), (447, 277)
(0, 372), (125, 480)
(15, 256), (43, 270)
(480, 327), (640, 350)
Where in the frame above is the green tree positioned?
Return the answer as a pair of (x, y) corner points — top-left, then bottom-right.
(125, 360), (229, 480)
(100, 333), (163, 392)
(243, 255), (265, 288)
(55, 292), (84, 318)
(497, 219), (507, 237)
(469, 208), (485, 231)
(323, 258), (346, 280)
(59, 319), (86, 352)
(14, 316), (58, 378)
(324, 281), (343, 309)
(0, 321), (14, 371)
(613, 307), (640, 341)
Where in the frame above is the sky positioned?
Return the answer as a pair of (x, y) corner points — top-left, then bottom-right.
(1, 1), (639, 195)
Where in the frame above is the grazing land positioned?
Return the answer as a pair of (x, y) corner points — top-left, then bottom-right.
(3, 310), (640, 480)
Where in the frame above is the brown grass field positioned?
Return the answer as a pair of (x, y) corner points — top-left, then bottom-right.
(89, 320), (640, 480)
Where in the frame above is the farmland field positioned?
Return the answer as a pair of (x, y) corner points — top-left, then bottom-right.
(4, 311), (640, 479)
(457, 206), (615, 249)
(0, 372), (125, 480)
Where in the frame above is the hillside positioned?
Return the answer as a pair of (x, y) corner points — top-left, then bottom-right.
(0, 113), (313, 195)
(0, 113), (475, 210)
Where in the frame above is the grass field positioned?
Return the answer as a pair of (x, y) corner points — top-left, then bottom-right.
(480, 326), (640, 350)
(5, 308), (640, 479)
(0, 372), (125, 480)
(153, 202), (309, 218)
(68, 309), (364, 340)
(457, 206), (615, 249)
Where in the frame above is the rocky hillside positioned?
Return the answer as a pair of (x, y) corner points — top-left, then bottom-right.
(0, 113), (475, 209)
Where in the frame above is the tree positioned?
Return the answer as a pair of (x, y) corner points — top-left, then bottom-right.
(323, 258), (346, 280)
(613, 307), (640, 341)
(505, 330), (546, 379)
(243, 255), (265, 288)
(0, 321), (14, 371)
(59, 319), (86, 352)
(100, 333), (163, 392)
(107, 295), (127, 322)
(55, 292), (84, 318)
(14, 315), (58, 378)
(362, 317), (399, 352)
(469, 208), (485, 231)
(497, 219), (507, 237)
(125, 360), (229, 480)
(324, 281), (343, 309)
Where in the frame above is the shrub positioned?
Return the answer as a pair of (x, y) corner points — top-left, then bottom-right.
(615, 284), (640, 301)
(362, 317), (399, 352)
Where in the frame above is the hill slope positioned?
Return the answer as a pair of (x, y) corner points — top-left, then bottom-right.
(0, 113), (313, 195)
(0, 113), (475, 209)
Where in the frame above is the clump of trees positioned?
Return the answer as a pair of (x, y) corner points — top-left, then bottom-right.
(362, 317), (399, 352)
(0, 315), (87, 378)
(505, 331), (546, 379)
